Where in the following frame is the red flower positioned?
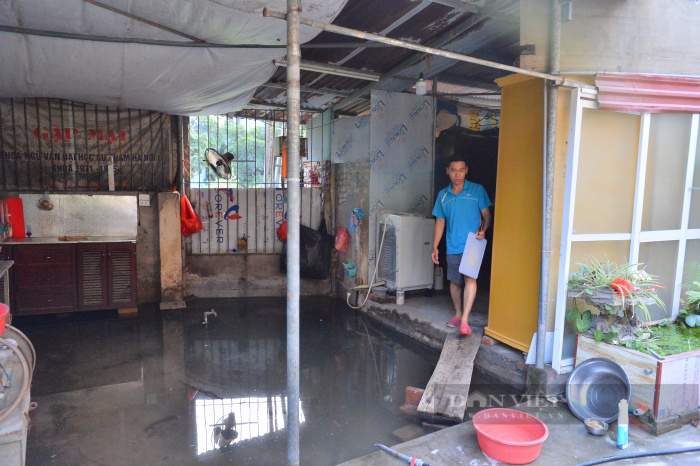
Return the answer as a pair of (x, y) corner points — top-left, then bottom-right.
(611, 278), (634, 296)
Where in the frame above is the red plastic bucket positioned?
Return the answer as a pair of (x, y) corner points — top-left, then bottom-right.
(472, 408), (549, 464)
(0, 303), (9, 335)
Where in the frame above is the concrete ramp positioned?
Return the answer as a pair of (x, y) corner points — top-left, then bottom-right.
(417, 329), (482, 421)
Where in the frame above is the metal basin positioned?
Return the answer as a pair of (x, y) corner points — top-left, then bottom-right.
(566, 358), (631, 423)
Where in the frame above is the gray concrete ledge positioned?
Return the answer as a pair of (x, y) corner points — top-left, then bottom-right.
(339, 401), (700, 466)
(186, 275), (331, 298)
(343, 285), (527, 391)
(186, 254), (332, 297)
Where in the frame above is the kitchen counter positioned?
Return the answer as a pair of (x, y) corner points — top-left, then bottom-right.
(1, 236), (136, 245)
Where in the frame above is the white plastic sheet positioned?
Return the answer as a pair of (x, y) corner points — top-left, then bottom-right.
(0, 0), (348, 115)
(368, 90), (435, 268)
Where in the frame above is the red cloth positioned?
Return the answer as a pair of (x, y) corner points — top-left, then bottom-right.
(180, 194), (203, 236)
(277, 221), (287, 241)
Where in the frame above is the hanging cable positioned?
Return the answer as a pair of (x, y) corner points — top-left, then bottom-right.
(0, 336), (30, 424)
(346, 317), (383, 399)
(346, 217), (390, 309)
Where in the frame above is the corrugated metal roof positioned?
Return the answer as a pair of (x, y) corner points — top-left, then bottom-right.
(250, 0), (520, 114)
(596, 73), (700, 113)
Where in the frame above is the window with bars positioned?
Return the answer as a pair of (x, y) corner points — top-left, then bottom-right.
(188, 113), (308, 188)
(187, 112), (329, 254)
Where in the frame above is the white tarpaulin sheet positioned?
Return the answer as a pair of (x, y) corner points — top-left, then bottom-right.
(0, 0), (348, 115)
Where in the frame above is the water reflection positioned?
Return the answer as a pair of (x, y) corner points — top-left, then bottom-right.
(195, 397), (305, 455)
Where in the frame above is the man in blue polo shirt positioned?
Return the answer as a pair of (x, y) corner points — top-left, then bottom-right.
(431, 154), (492, 335)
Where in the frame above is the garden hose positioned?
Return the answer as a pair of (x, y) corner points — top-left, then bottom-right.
(574, 445), (700, 465)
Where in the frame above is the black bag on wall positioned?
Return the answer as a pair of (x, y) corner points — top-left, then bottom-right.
(280, 218), (333, 279)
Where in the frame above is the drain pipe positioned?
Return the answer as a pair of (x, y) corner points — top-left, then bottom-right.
(536, 0), (561, 370)
(285, 0), (302, 464)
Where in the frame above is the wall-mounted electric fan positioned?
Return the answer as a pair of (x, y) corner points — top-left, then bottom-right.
(204, 148), (235, 180)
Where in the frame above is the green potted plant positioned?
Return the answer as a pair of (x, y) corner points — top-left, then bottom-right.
(566, 257), (665, 343)
(569, 258), (700, 434)
(678, 280), (700, 328)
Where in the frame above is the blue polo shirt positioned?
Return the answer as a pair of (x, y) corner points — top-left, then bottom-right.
(432, 181), (491, 254)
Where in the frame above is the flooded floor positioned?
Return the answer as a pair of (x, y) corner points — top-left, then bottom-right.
(16, 297), (520, 465)
(17, 297), (448, 465)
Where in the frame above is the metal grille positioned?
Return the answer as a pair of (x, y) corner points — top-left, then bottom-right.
(81, 251), (104, 306)
(188, 111), (329, 254)
(0, 274), (6, 305)
(110, 251), (133, 302)
(379, 224), (397, 283)
(0, 98), (175, 191)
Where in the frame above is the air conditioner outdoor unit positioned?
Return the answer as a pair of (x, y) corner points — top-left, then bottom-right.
(377, 213), (435, 292)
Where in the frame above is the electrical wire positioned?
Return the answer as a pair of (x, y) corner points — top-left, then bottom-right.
(346, 317), (383, 399)
(0, 362), (12, 389)
(2, 324), (36, 373)
(0, 336), (30, 424)
(346, 217), (390, 309)
(0, 25), (394, 49)
(574, 445), (700, 465)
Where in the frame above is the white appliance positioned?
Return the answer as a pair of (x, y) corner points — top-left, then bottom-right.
(377, 213), (435, 292)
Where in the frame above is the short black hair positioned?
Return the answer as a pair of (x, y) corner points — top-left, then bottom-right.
(446, 153), (468, 168)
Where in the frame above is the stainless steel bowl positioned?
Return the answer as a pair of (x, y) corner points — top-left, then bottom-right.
(584, 418), (609, 436)
(566, 358), (631, 423)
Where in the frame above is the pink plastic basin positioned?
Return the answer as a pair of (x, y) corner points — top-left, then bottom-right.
(472, 408), (549, 464)
(0, 303), (8, 335)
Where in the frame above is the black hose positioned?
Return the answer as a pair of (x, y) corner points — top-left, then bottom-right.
(574, 445), (700, 465)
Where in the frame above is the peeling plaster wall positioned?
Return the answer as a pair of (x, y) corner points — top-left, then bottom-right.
(334, 162), (371, 285)
(521, 0), (700, 74)
(136, 202), (161, 302)
(159, 192), (184, 303)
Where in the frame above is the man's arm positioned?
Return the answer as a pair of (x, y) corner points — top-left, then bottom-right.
(476, 207), (491, 240)
(432, 217), (445, 264)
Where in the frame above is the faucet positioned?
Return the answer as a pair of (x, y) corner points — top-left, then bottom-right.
(203, 309), (217, 325)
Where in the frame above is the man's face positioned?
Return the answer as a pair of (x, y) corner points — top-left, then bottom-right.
(447, 161), (467, 186)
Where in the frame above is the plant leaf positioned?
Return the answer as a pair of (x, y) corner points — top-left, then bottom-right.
(610, 325), (618, 333)
(686, 315), (700, 327)
(576, 317), (591, 333)
(594, 329), (603, 341)
(604, 332), (615, 342)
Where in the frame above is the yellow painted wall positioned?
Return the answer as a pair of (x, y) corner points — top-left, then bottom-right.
(485, 75), (544, 351)
(487, 74), (657, 351)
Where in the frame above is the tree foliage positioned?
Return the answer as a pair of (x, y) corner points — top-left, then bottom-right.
(189, 116), (284, 188)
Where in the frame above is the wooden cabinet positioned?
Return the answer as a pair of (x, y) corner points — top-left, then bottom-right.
(13, 244), (76, 314)
(77, 243), (136, 310)
(77, 243), (108, 310)
(5, 241), (136, 315)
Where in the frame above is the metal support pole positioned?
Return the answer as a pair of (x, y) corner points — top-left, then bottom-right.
(262, 7), (589, 87)
(536, 0), (561, 369)
(285, 0), (301, 464)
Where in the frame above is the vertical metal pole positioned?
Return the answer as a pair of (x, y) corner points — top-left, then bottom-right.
(536, 0), (560, 370)
(285, 0), (301, 464)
